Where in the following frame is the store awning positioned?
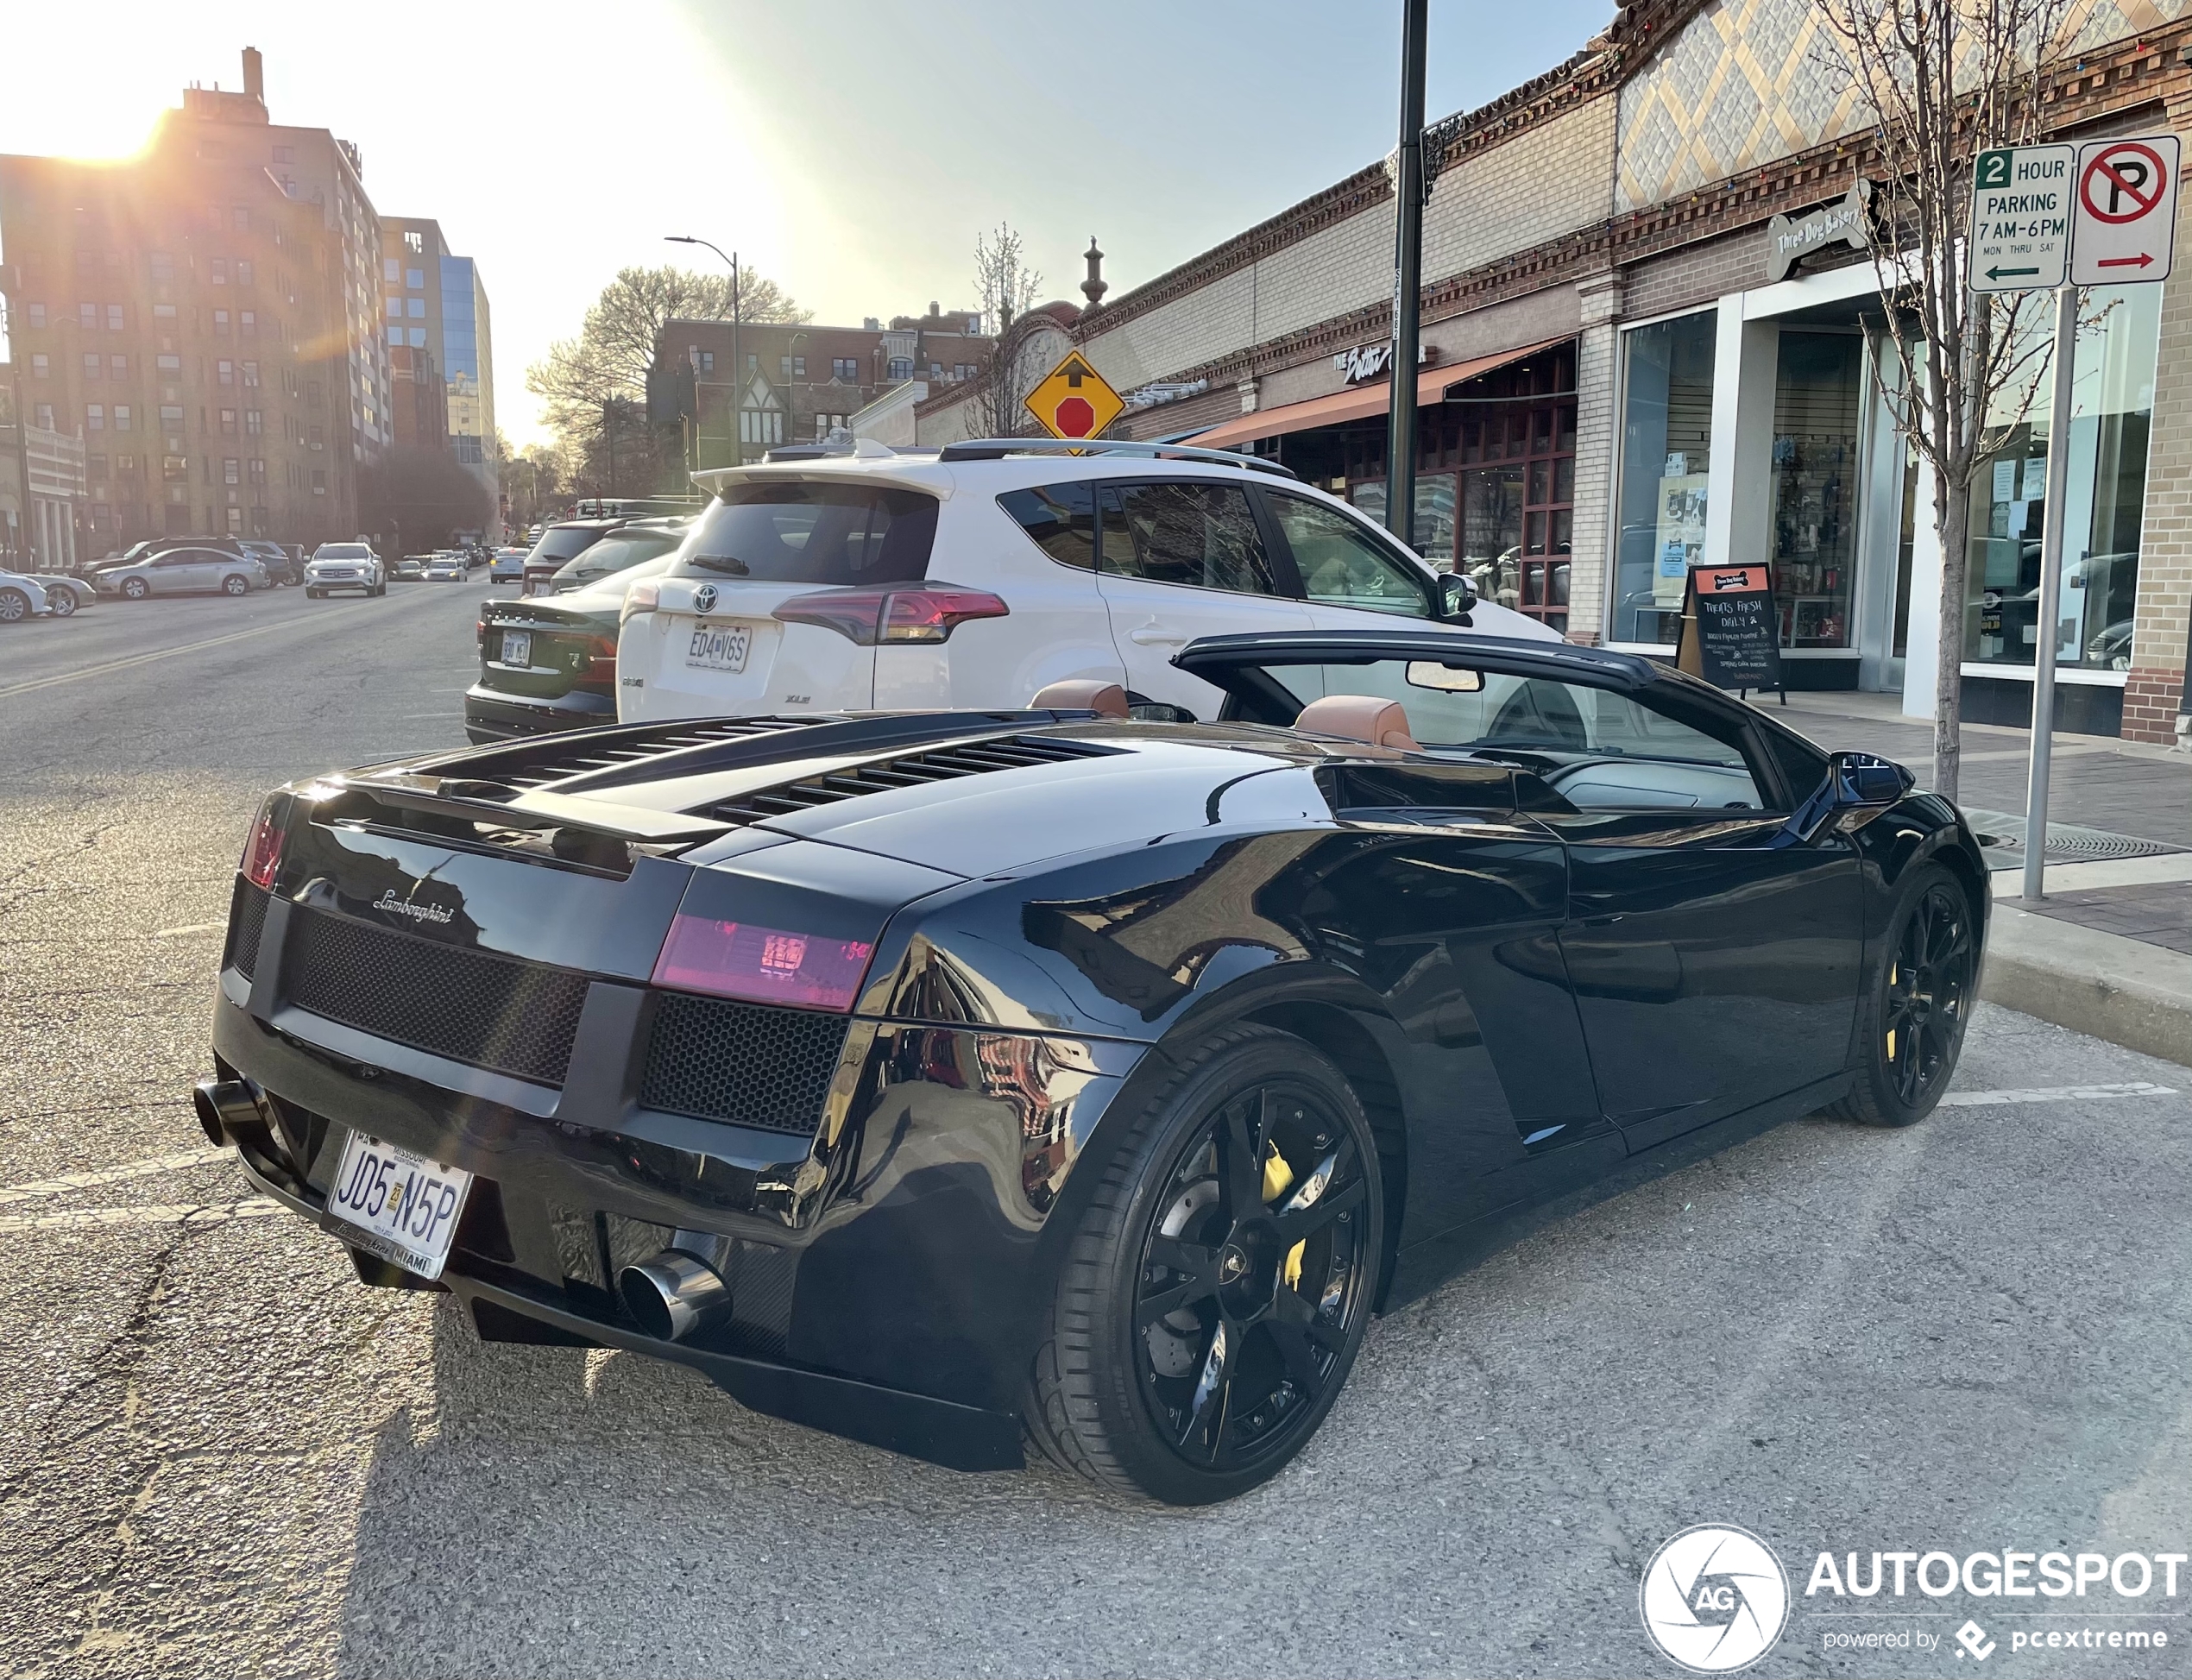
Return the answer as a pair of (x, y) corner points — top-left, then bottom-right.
(1183, 336), (1573, 450)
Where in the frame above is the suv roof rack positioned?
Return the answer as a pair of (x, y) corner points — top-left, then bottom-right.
(935, 437), (1299, 480)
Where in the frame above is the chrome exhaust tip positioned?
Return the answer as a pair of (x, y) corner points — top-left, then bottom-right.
(192, 1078), (263, 1146)
(619, 1249), (731, 1342)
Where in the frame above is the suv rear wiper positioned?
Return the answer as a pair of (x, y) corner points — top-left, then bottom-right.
(684, 554), (751, 576)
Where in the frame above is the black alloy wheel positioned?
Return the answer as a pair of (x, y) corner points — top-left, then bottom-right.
(47, 587), (76, 617)
(1830, 866), (1975, 1127)
(122, 576), (149, 601)
(1026, 1024), (1385, 1503)
(0, 588), (28, 624)
(223, 573), (250, 597)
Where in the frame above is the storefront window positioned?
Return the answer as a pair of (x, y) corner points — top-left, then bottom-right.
(1965, 284), (2159, 672)
(1614, 311), (1716, 645)
(1770, 330), (1864, 649)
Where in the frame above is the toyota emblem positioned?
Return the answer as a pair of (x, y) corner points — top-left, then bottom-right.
(692, 584), (717, 615)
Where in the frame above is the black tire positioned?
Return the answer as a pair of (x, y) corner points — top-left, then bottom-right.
(1024, 1023), (1385, 1504)
(1828, 865), (1977, 1127)
(122, 576), (149, 601)
(305, 588), (322, 599)
(0, 587), (28, 624)
(47, 587), (77, 617)
(222, 573), (249, 597)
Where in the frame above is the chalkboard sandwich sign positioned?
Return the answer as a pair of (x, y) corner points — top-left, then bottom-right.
(1677, 562), (1786, 702)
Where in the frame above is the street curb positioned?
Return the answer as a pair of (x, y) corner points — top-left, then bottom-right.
(1980, 900), (2192, 1071)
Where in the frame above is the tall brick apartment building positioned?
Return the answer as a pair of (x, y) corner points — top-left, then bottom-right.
(0, 48), (392, 556)
(916, 0), (2192, 746)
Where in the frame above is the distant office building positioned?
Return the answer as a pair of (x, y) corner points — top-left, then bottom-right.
(0, 47), (390, 553)
(379, 217), (498, 533)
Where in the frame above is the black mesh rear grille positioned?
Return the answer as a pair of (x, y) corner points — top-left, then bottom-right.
(286, 908), (590, 1085)
(227, 878), (269, 980)
(639, 991), (847, 1135)
(424, 718), (814, 796)
(703, 734), (1114, 824)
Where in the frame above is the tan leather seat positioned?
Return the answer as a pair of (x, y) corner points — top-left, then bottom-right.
(1030, 678), (1130, 719)
(1294, 694), (1418, 751)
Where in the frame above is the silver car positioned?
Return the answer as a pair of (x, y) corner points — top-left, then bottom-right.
(304, 544), (386, 598)
(93, 545), (268, 601)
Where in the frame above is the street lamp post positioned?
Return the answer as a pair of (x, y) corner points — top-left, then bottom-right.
(667, 236), (741, 461)
(1386, 0), (1429, 551)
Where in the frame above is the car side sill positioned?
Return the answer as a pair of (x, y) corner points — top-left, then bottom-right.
(1381, 1070), (1855, 1312)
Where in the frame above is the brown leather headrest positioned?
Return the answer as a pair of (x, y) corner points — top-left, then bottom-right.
(1030, 679), (1129, 719)
(1294, 694), (1418, 751)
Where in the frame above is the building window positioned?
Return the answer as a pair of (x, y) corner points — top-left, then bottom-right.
(1768, 331), (1864, 651)
(306, 380), (323, 408)
(406, 267), (424, 289)
(26, 301), (46, 329)
(697, 349), (715, 373)
(149, 252), (173, 283)
(83, 352), (102, 380)
(245, 408), (262, 436)
(29, 353), (47, 380)
(241, 311), (256, 337)
(406, 297), (424, 318)
(214, 309), (231, 337)
(274, 145), (294, 164)
(233, 207), (250, 230)
(217, 359), (235, 385)
(224, 457), (241, 486)
(1612, 309), (1717, 646)
(954, 363), (976, 381)
(887, 357), (913, 381)
(86, 404), (104, 431)
(220, 408), (238, 435)
(383, 258), (400, 282)
(33, 403), (54, 429)
(312, 469), (327, 495)
(387, 324), (403, 346)
(249, 456), (266, 484)
(738, 409), (785, 445)
(780, 356), (793, 381)
(159, 405), (184, 438)
(110, 354), (127, 380)
(309, 425), (324, 450)
(114, 405), (132, 432)
(405, 230), (423, 255)
(80, 302), (98, 329)
(165, 455), (188, 480)
(106, 303), (123, 331)
(407, 327), (425, 348)
(156, 354), (180, 376)
(831, 357), (858, 382)
(1966, 282), (2161, 674)
(210, 258), (229, 285)
(241, 361), (259, 387)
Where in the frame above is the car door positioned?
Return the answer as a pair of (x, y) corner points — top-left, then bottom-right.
(1092, 479), (1313, 717)
(152, 550), (208, 595)
(1507, 683), (1863, 1151)
(1258, 489), (1441, 626)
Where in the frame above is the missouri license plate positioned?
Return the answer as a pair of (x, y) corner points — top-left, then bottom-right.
(685, 622), (752, 673)
(326, 1130), (473, 1280)
(498, 628), (531, 667)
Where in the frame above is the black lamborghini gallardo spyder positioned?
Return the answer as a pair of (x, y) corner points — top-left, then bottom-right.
(198, 630), (1984, 1504)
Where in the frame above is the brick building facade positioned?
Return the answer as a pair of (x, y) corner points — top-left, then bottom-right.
(915, 0), (2192, 745)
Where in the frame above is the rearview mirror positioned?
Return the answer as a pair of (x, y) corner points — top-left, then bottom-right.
(1437, 570), (1476, 623)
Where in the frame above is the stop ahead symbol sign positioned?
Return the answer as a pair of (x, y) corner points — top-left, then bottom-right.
(2071, 134), (2181, 283)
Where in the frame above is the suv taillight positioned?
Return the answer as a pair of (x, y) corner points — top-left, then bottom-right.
(652, 913), (874, 1011)
(772, 583), (1009, 646)
(620, 579), (660, 624)
(243, 801), (284, 889)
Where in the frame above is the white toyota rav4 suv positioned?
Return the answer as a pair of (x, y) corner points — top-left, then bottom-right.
(614, 439), (1558, 724)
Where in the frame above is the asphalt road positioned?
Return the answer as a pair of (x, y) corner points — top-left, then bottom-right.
(4, 584), (2190, 1679)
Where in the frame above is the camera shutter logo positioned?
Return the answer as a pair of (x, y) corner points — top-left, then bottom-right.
(692, 584), (717, 615)
(1640, 1525), (1791, 1673)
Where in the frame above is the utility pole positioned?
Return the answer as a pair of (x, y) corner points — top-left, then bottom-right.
(2021, 282), (2080, 902)
(1385, 0), (1428, 550)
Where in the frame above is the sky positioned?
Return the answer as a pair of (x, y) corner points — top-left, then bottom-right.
(0, 0), (1616, 447)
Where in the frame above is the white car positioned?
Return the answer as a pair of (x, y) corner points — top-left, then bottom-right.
(425, 554), (469, 582)
(0, 569), (91, 622)
(305, 543), (385, 598)
(614, 440), (1558, 726)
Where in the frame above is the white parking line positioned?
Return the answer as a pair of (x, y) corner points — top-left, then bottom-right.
(1938, 1081), (2179, 1108)
(0, 1200), (282, 1235)
(152, 922), (224, 938)
(0, 1148), (228, 1206)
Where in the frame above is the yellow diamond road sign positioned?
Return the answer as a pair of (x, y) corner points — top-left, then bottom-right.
(1024, 350), (1124, 440)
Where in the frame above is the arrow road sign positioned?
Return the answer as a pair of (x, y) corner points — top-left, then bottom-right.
(1969, 144), (2073, 292)
(1023, 350), (1124, 441)
(2070, 135), (2179, 285)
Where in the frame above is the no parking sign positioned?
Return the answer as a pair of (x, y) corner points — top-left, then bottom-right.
(2070, 135), (2181, 284)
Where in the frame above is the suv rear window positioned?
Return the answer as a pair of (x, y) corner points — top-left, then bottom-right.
(672, 484), (935, 585)
(530, 527), (605, 564)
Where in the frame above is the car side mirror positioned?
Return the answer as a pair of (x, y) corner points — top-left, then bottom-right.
(1779, 751), (1915, 845)
(1437, 570), (1476, 624)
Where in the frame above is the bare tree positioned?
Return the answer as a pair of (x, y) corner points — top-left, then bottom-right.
(1818, 0), (2070, 802)
(965, 225), (1049, 438)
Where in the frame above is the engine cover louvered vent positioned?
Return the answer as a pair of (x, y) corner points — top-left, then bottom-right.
(703, 735), (1118, 826)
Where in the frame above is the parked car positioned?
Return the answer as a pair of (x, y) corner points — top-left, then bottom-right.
(0, 568), (95, 621)
(549, 520), (690, 594)
(93, 544), (268, 600)
(614, 439), (1548, 727)
(465, 556), (678, 741)
(239, 540), (302, 587)
(305, 544), (385, 598)
(393, 557), (429, 582)
(198, 626), (1981, 1502)
(490, 548), (526, 584)
(426, 554), (469, 582)
(89, 535), (255, 576)
(520, 518), (639, 597)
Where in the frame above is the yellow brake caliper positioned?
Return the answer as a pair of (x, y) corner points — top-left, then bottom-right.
(1263, 1143), (1306, 1291)
(1886, 962), (1898, 1061)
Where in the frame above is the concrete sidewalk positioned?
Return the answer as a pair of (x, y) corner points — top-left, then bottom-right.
(1779, 691), (2192, 1069)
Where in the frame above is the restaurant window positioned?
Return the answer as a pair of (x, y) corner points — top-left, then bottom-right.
(1966, 283), (2160, 674)
(1770, 330), (1864, 650)
(1613, 309), (1716, 645)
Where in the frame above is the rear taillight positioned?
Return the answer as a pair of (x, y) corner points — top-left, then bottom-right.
(242, 801), (284, 889)
(772, 583), (1009, 645)
(652, 913), (874, 1012)
(476, 615), (488, 645)
(573, 633), (620, 691)
(620, 579), (660, 624)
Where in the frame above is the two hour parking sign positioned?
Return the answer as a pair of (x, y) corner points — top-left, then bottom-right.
(1969, 144), (2073, 291)
(2070, 135), (2180, 284)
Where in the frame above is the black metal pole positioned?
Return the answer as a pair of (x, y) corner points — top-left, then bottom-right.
(1386, 0), (1428, 550)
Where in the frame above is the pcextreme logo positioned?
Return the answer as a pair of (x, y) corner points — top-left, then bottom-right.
(1641, 1525), (1792, 1673)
